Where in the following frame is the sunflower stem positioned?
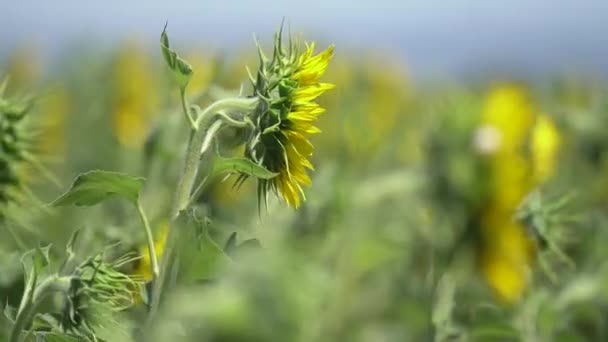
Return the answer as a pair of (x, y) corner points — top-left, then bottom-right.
(145, 96), (258, 331)
(180, 87), (197, 130)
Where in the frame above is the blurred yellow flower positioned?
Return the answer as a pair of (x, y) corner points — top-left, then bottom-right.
(319, 57), (409, 161)
(37, 86), (70, 157)
(4, 47), (41, 92)
(531, 114), (561, 182)
(478, 83), (561, 303)
(480, 211), (535, 303)
(135, 222), (168, 282)
(185, 50), (216, 97)
(111, 42), (159, 148)
(481, 84), (535, 154)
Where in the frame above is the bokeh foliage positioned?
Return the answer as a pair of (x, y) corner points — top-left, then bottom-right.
(1, 38), (607, 341)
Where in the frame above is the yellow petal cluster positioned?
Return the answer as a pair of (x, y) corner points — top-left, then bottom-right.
(274, 44), (334, 208)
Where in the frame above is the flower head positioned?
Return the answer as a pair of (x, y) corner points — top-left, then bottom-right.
(241, 27), (334, 208)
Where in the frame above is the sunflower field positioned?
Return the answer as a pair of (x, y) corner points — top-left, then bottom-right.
(1, 12), (608, 342)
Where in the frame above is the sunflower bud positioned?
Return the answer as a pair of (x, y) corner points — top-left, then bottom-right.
(0, 79), (36, 214)
(61, 253), (139, 337)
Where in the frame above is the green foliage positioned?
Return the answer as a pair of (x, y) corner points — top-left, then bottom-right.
(51, 170), (145, 206)
(3, 21), (608, 342)
(212, 157), (278, 180)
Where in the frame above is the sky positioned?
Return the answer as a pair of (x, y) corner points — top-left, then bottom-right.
(2, 1), (608, 80)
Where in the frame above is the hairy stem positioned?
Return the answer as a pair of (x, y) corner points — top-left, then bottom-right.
(180, 87), (197, 130)
(145, 96), (258, 326)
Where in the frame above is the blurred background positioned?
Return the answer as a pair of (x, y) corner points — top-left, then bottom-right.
(2, 1), (608, 341)
(3, 1), (608, 80)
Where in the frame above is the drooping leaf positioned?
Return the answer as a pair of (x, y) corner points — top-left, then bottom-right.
(213, 157), (278, 180)
(51, 170), (145, 207)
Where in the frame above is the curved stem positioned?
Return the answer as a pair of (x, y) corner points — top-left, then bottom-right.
(173, 97), (258, 218)
(136, 200), (159, 282)
(215, 110), (255, 129)
(200, 120), (223, 156)
(193, 97), (258, 128)
(180, 87), (197, 130)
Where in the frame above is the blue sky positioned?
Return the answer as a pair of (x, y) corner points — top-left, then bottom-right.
(2, 1), (607, 79)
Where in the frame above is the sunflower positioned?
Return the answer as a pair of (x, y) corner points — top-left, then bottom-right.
(241, 29), (334, 208)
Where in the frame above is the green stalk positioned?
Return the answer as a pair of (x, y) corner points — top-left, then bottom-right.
(180, 87), (197, 130)
(145, 96), (258, 325)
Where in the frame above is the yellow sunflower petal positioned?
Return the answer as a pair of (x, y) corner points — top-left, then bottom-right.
(293, 83), (335, 102)
(293, 45), (335, 85)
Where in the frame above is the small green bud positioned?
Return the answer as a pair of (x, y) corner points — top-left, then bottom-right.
(160, 23), (193, 90)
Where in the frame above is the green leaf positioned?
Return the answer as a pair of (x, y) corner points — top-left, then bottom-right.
(224, 232), (238, 255)
(34, 245), (52, 271)
(213, 157), (278, 180)
(32, 332), (82, 342)
(18, 247), (49, 318)
(223, 232), (262, 259)
(51, 170), (145, 207)
(4, 304), (16, 323)
(177, 212), (232, 283)
(197, 229), (229, 278)
(160, 24), (193, 88)
(65, 229), (81, 257)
